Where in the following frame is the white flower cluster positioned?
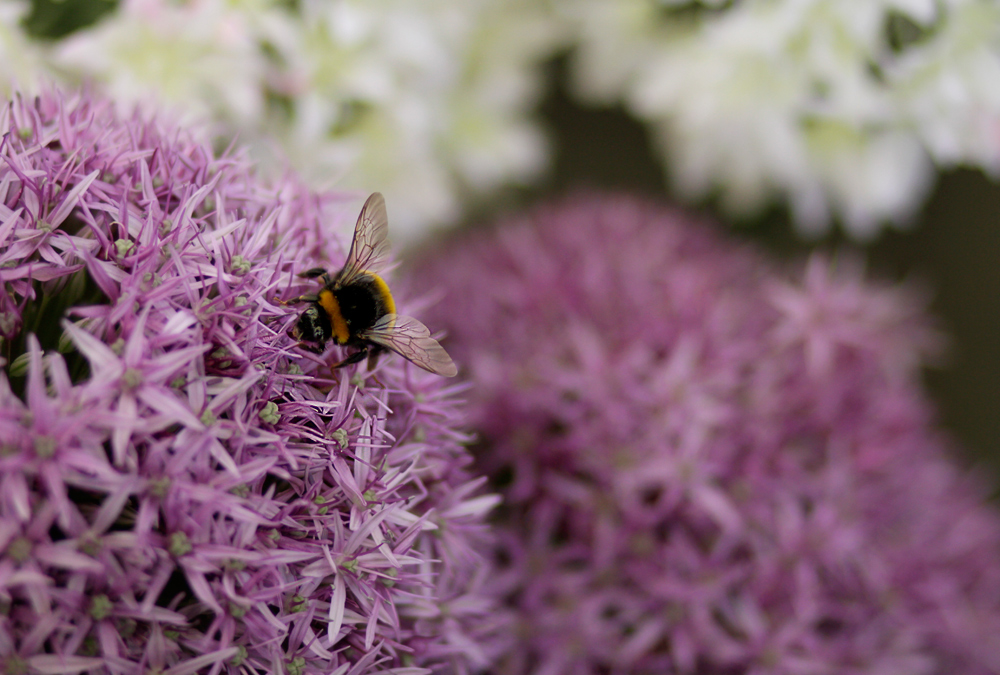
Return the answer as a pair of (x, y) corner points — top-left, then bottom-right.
(569, 0), (1000, 238)
(0, 2), (49, 90)
(2, 0), (998, 240)
(5, 0), (561, 241)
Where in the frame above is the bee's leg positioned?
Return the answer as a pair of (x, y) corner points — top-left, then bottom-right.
(296, 341), (326, 354)
(365, 346), (384, 372)
(364, 347), (386, 386)
(275, 293), (318, 306)
(298, 268), (328, 279)
(330, 346), (369, 372)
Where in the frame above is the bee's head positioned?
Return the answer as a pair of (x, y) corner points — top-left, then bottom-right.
(291, 303), (331, 345)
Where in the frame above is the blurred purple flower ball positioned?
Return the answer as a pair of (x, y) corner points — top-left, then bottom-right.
(0, 90), (498, 674)
(410, 194), (1000, 675)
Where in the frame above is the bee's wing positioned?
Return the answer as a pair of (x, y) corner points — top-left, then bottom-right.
(337, 192), (391, 285)
(360, 314), (458, 377)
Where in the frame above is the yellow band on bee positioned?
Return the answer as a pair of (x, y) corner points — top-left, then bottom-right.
(318, 289), (350, 344)
(368, 273), (396, 316)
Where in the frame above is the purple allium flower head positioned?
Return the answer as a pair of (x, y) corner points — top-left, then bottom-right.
(0, 89), (499, 674)
(409, 194), (1000, 674)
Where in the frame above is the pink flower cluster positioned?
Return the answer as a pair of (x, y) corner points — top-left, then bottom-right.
(0, 90), (496, 674)
(411, 195), (1000, 674)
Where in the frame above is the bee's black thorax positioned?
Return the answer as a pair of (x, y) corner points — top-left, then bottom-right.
(298, 271), (395, 348)
(335, 274), (393, 334)
(295, 269), (396, 350)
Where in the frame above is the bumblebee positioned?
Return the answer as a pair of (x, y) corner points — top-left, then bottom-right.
(282, 192), (457, 377)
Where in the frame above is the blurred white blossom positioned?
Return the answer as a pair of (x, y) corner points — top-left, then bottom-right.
(3, 0), (998, 240)
(569, 0), (1000, 238)
(54, 0), (272, 128)
(0, 1), (50, 93)
(44, 0), (562, 241)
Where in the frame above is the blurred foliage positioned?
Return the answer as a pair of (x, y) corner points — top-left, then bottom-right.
(885, 9), (936, 54)
(23, 0), (117, 40)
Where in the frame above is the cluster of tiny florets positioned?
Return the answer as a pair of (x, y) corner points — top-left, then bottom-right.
(411, 194), (1000, 674)
(0, 90), (496, 674)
